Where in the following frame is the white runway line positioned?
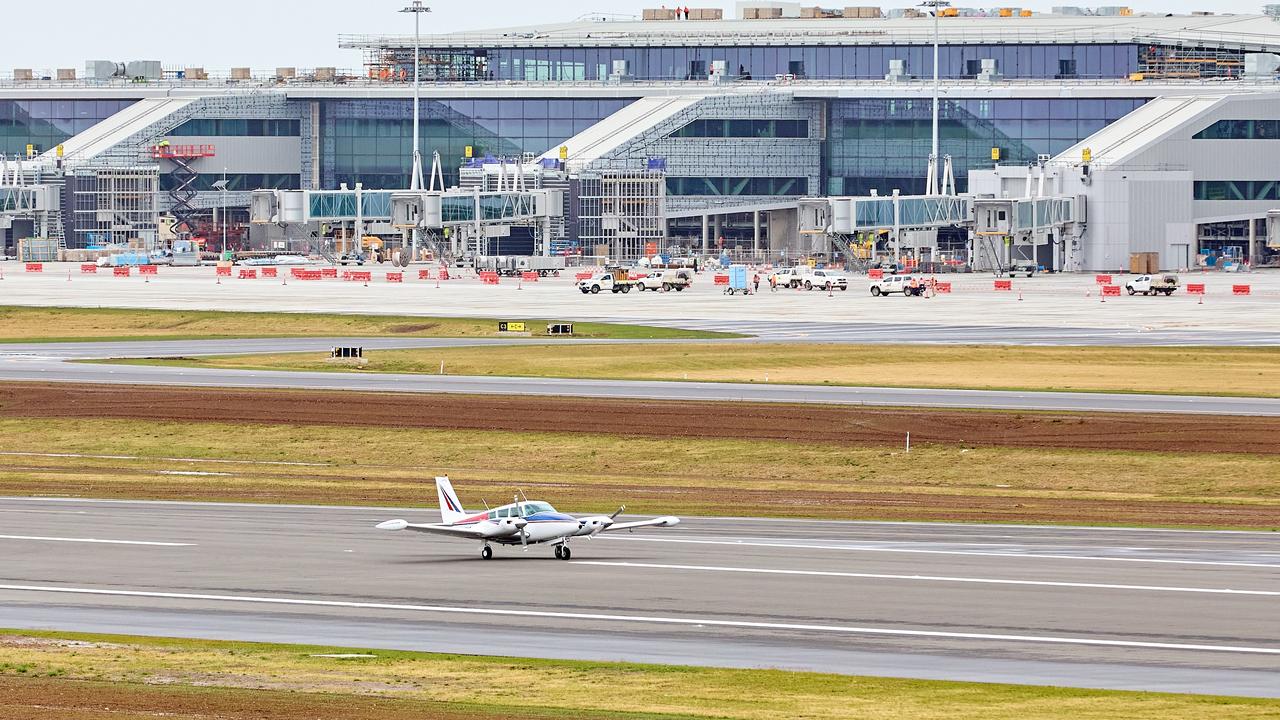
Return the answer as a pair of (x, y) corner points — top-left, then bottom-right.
(0, 535), (194, 547)
(0, 583), (1276, 655)
(600, 536), (1280, 568)
(573, 561), (1280, 596)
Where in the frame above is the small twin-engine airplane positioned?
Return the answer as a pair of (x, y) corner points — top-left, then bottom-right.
(376, 477), (680, 560)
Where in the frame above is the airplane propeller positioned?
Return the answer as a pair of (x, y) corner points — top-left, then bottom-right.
(516, 494), (529, 550)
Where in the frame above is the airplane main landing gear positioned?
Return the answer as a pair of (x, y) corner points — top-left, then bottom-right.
(554, 545), (571, 560)
(481, 545), (493, 560)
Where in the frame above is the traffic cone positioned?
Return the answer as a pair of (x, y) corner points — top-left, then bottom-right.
(1017, 290), (1023, 301)
(1198, 294), (1203, 305)
(67, 270), (71, 282)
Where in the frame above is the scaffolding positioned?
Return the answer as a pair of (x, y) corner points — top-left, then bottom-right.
(1138, 45), (1244, 79)
(69, 167), (159, 249)
(575, 170), (665, 260)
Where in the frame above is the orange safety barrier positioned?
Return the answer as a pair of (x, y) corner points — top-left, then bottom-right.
(260, 267), (277, 278)
(289, 269), (323, 280)
(575, 272), (592, 281)
(113, 266), (131, 277)
(868, 269), (884, 280)
(993, 279), (1012, 291)
(418, 269), (432, 280)
(215, 266), (232, 277)
(386, 272), (403, 283)
(1101, 285), (1121, 296)
(138, 265), (158, 275)
(80, 264), (97, 274)
(713, 274), (730, 285)
(1095, 274), (1112, 284)
(341, 270), (372, 282)
(439, 268), (450, 280)
(1186, 283), (1205, 295)
(318, 268), (335, 279)
(1233, 284), (1251, 296)
(933, 281), (952, 293)
(24, 263), (42, 272)
(238, 269), (257, 279)
(521, 271), (539, 282)
(479, 271), (499, 285)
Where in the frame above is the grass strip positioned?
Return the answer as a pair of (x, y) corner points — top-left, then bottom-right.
(114, 342), (1280, 398)
(0, 306), (733, 342)
(0, 418), (1276, 528)
(1, 630), (1277, 720)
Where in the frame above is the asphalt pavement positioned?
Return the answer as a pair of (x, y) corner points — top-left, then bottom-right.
(1, 497), (1277, 697)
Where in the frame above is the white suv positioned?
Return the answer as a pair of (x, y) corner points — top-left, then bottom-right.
(802, 269), (849, 291)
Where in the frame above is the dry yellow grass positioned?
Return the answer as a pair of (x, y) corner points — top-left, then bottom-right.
(0, 418), (1276, 527)
(133, 343), (1280, 397)
(0, 306), (724, 342)
(1, 631), (1277, 720)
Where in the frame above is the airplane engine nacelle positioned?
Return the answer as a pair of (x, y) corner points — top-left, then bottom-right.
(481, 518), (527, 538)
(574, 516), (613, 536)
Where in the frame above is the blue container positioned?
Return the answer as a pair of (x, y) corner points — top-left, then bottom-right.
(729, 265), (749, 291)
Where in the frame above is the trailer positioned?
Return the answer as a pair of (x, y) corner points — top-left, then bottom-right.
(723, 265), (752, 296)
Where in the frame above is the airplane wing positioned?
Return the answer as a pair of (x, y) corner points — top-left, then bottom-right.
(376, 519), (491, 539)
(599, 516), (680, 533)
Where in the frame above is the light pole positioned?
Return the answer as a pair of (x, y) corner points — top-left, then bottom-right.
(919, 0), (949, 195)
(211, 174), (228, 258)
(401, 1), (431, 262)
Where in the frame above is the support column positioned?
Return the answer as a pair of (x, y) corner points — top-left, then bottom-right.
(1249, 217), (1258, 265)
(752, 210), (760, 257)
(701, 214), (709, 254)
(713, 215), (722, 251)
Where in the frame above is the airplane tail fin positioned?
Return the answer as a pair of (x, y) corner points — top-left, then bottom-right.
(436, 476), (467, 525)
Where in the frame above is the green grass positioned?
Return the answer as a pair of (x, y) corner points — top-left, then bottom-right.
(0, 306), (735, 343)
(1, 630), (1277, 720)
(1, 417), (1276, 528)
(112, 342), (1280, 398)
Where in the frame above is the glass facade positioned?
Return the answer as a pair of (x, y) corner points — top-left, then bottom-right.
(413, 43), (1139, 82)
(1193, 181), (1280, 201)
(1193, 120), (1280, 140)
(169, 119), (301, 137)
(670, 118), (808, 138)
(825, 97), (1147, 195)
(0, 98), (135, 156)
(667, 177), (809, 195)
(320, 98), (633, 188)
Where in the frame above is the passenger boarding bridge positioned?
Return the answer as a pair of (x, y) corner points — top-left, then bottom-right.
(250, 184), (562, 258)
(799, 189), (1083, 272)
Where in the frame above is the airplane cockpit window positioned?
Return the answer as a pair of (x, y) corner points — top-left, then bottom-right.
(524, 502), (554, 514)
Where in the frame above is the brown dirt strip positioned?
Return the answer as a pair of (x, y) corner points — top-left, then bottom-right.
(0, 381), (1274, 454)
(0, 677), (602, 720)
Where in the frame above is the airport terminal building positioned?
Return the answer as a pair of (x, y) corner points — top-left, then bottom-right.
(4, 4), (1280, 270)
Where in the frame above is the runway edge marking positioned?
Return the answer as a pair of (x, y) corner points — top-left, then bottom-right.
(0, 584), (1276, 656)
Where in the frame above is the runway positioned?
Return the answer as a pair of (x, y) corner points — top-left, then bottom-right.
(1, 341), (1278, 415)
(1, 497), (1277, 697)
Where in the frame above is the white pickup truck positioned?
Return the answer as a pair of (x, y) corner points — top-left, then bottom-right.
(772, 267), (809, 289)
(1125, 273), (1179, 296)
(637, 269), (693, 292)
(578, 269), (638, 294)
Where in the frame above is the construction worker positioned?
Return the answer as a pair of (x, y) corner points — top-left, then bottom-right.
(753, 272), (761, 294)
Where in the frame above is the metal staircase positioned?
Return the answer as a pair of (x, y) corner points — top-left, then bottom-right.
(151, 144), (215, 235)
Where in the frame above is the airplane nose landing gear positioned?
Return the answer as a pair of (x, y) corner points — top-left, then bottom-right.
(481, 544), (493, 560)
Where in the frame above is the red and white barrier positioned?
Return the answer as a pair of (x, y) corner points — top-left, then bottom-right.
(113, 266), (131, 277)
(993, 279), (1012, 291)
(1095, 274), (1112, 285)
(521, 271), (539, 282)
(138, 265), (158, 276)
(868, 269), (884, 280)
(386, 272), (403, 283)
(1101, 285), (1121, 297)
(215, 266), (232, 277)
(24, 263), (42, 273)
(80, 264), (97, 274)
(1186, 283), (1206, 295)
(261, 267), (278, 278)
(1233, 284), (1251, 296)
(238, 269), (257, 279)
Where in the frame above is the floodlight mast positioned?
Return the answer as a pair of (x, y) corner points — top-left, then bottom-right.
(401, 0), (431, 260)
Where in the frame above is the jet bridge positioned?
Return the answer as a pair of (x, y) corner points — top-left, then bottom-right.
(799, 191), (1082, 271)
(251, 185), (562, 258)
